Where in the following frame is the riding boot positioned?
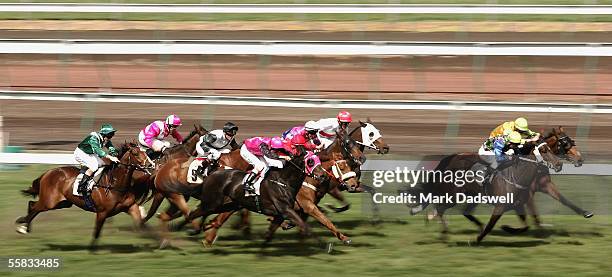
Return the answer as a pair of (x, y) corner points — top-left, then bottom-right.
(78, 174), (93, 196)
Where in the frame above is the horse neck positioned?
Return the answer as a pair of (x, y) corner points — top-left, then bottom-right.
(183, 133), (201, 153)
(545, 135), (560, 155)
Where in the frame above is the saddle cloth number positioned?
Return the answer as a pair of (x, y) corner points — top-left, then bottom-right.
(187, 158), (206, 184)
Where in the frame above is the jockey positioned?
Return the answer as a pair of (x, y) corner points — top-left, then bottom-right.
(281, 124), (321, 151)
(138, 115), (184, 157)
(73, 123), (120, 196)
(303, 111), (353, 148)
(489, 117), (540, 143)
(240, 136), (291, 196)
(479, 131), (523, 183)
(195, 122), (240, 175)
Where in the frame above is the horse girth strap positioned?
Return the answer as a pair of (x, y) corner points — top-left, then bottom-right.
(302, 181), (317, 191)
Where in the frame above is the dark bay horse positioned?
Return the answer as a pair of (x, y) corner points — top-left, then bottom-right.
(199, 131), (365, 245)
(407, 139), (564, 235)
(476, 142), (563, 243)
(16, 142), (152, 248)
(184, 150), (328, 246)
(411, 127), (591, 233)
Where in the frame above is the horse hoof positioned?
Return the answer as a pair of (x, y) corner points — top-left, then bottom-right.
(583, 211), (594, 218)
(342, 239), (352, 246)
(202, 239), (214, 248)
(15, 224), (28, 235)
(326, 242), (334, 254)
(159, 239), (170, 249)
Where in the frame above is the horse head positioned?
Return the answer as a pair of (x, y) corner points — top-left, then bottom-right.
(547, 126), (583, 167)
(524, 139), (563, 173)
(353, 118), (390, 154)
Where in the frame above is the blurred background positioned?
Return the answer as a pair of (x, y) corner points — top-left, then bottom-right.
(0, 1), (611, 160)
(0, 2), (611, 275)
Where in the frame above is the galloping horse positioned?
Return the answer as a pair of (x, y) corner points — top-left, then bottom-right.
(184, 150), (329, 245)
(410, 127), (591, 233)
(138, 124), (207, 220)
(16, 142), (152, 248)
(325, 119), (390, 212)
(476, 141), (563, 243)
(199, 131), (365, 245)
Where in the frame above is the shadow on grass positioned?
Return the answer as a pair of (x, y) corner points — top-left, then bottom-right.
(44, 243), (158, 253)
(451, 240), (551, 248)
(198, 240), (371, 257)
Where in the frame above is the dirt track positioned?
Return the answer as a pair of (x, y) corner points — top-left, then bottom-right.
(1, 30), (612, 159)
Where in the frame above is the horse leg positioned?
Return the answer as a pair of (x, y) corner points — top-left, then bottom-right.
(302, 199), (351, 245)
(15, 198), (67, 234)
(16, 200), (45, 234)
(462, 203), (483, 233)
(325, 187), (351, 213)
(142, 191), (164, 223)
(501, 205), (530, 234)
(525, 199), (544, 228)
(203, 211), (235, 246)
(285, 208), (312, 241)
(263, 216), (284, 245)
(436, 205), (450, 234)
(476, 205), (506, 244)
(540, 181), (593, 218)
(126, 204), (145, 230)
(90, 211), (109, 251)
(166, 194), (199, 234)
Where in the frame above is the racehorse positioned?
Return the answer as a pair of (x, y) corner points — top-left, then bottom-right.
(16, 142), (152, 249)
(194, 131), (365, 244)
(325, 119), (390, 213)
(410, 127), (591, 233)
(407, 139), (564, 235)
(184, 149), (329, 245)
(138, 124), (207, 219)
(476, 141), (563, 243)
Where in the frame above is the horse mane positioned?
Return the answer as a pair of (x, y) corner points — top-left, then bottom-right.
(182, 127), (202, 144)
(116, 142), (132, 158)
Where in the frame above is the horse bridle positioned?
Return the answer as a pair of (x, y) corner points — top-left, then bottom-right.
(555, 135), (576, 159)
(322, 160), (357, 191)
(518, 142), (558, 170)
(341, 136), (363, 166)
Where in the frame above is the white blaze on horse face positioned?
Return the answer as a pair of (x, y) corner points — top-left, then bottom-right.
(361, 123), (382, 149)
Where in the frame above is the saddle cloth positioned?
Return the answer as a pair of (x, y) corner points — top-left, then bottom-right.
(187, 157), (207, 184)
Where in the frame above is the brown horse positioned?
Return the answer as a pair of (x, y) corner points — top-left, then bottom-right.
(16, 142), (152, 249)
(476, 142), (563, 243)
(184, 149), (329, 245)
(138, 124), (208, 221)
(198, 131), (365, 244)
(325, 119), (390, 213)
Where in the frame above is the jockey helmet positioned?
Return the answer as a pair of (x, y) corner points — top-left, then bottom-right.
(337, 111), (352, 123)
(270, 137), (285, 149)
(304, 121), (318, 133)
(166, 114), (182, 127)
(291, 134), (307, 146)
(514, 117), (529, 131)
(508, 131), (522, 144)
(99, 123), (116, 137)
(223, 122), (239, 135)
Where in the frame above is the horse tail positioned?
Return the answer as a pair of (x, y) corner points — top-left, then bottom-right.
(21, 177), (41, 197)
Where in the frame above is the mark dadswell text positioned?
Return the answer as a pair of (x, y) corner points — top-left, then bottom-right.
(372, 192), (514, 205)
